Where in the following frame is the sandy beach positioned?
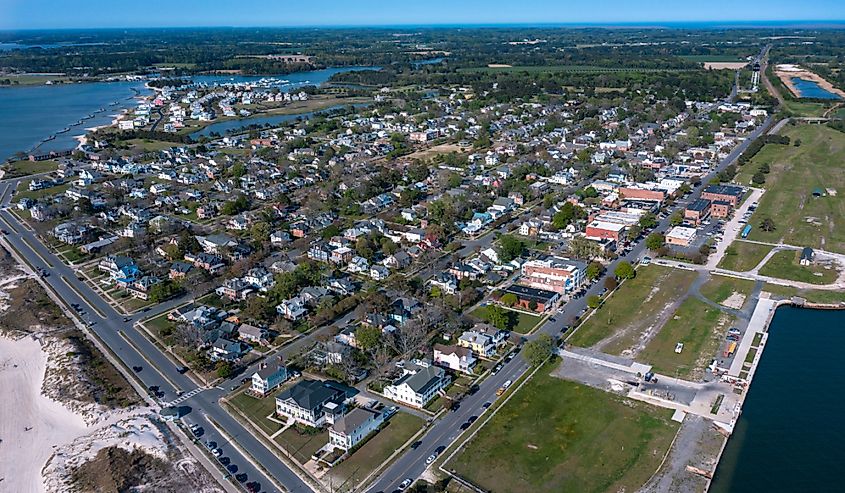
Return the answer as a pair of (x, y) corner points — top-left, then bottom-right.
(0, 335), (89, 493)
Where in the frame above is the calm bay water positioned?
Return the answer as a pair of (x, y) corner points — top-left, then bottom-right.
(790, 77), (842, 100)
(0, 66), (376, 161)
(710, 306), (845, 492)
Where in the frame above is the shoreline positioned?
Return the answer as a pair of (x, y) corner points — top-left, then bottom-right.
(704, 297), (843, 491)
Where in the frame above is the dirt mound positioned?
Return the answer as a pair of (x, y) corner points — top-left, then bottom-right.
(72, 446), (168, 493)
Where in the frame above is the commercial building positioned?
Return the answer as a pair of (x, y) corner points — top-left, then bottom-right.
(684, 198), (712, 225)
(519, 256), (587, 293)
(585, 219), (626, 242)
(502, 284), (561, 312)
(666, 226), (697, 247)
(701, 184), (744, 208)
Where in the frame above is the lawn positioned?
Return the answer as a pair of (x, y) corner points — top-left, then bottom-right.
(470, 305), (541, 334)
(228, 391), (283, 436)
(3, 159), (59, 178)
(717, 241), (773, 272)
(449, 361), (679, 493)
(328, 412), (424, 488)
(639, 298), (734, 378)
(699, 275), (756, 305)
(275, 427), (329, 464)
(125, 138), (179, 152)
(457, 65), (692, 74)
(567, 265), (698, 352)
(739, 124), (845, 253)
(759, 250), (839, 285)
(14, 181), (70, 200)
(783, 100), (833, 118)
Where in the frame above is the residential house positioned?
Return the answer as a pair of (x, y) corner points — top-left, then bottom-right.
(329, 407), (385, 451)
(250, 357), (288, 396)
(275, 379), (357, 427)
(383, 360), (449, 408)
(238, 323), (269, 345)
(433, 344), (476, 374)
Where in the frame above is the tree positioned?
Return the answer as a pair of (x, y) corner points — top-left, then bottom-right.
(485, 305), (510, 330)
(522, 334), (555, 366)
(552, 202), (584, 230)
(585, 261), (603, 281)
(614, 261), (636, 280)
(215, 361), (233, 379)
(500, 293), (518, 307)
(752, 172), (766, 185)
(356, 325), (382, 352)
(148, 280), (182, 303)
(669, 210), (684, 227)
(639, 212), (658, 230)
(568, 236), (603, 260)
(627, 224), (642, 242)
(645, 233), (666, 251)
(587, 294), (602, 309)
(498, 235), (525, 263)
(250, 221), (271, 244)
(604, 276), (618, 291)
(760, 217), (776, 232)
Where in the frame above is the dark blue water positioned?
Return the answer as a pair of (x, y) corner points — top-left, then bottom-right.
(0, 80), (146, 160)
(190, 103), (370, 138)
(790, 77), (842, 100)
(710, 306), (845, 492)
(0, 66), (378, 160)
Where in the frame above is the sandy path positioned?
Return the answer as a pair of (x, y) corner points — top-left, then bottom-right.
(0, 336), (89, 493)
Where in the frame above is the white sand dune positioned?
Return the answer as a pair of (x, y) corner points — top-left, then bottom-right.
(0, 335), (89, 493)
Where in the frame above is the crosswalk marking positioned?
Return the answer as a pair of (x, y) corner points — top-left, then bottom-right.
(164, 386), (207, 407)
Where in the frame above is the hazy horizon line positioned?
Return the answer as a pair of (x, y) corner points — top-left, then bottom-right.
(2, 19), (845, 33)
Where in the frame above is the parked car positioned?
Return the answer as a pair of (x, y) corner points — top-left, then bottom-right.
(399, 478), (412, 490)
(426, 454), (437, 465)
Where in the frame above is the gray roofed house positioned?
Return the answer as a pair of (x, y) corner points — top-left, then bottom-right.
(329, 407), (385, 451)
(275, 379), (357, 427)
(383, 361), (449, 408)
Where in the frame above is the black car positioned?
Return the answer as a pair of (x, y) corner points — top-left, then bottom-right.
(132, 365), (142, 372)
(235, 473), (248, 483)
(246, 482), (261, 493)
(467, 416), (478, 424)
(435, 445), (446, 454)
(482, 401), (492, 409)
(460, 422), (470, 430)
(467, 384), (480, 395)
(410, 440), (423, 449)
(177, 366), (189, 374)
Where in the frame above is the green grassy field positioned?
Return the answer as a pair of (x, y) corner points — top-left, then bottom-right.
(3, 159), (59, 178)
(759, 250), (839, 285)
(328, 412), (424, 487)
(783, 100), (833, 118)
(229, 391), (284, 436)
(740, 125), (845, 253)
(639, 298), (734, 378)
(470, 305), (542, 334)
(567, 266), (697, 352)
(126, 139), (179, 152)
(457, 65), (694, 74)
(699, 275), (757, 305)
(15, 181), (70, 200)
(0, 74), (71, 86)
(717, 241), (773, 272)
(450, 361), (679, 493)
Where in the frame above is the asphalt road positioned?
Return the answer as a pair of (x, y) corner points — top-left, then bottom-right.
(0, 178), (311, 493)
(366, 113), (777, 492)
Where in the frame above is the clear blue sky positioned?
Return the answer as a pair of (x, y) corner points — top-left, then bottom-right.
(1, 0), (844, 30)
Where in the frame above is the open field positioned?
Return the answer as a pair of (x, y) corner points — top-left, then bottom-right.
(703, 62), (749, 70)
(567, 265), (698, 352)
(457, 65), (695, 74)
(639, 298), (734, 378)
(680, 55), (747, 63)
(763, 283), (845, 304)
(0, 73), (71, 86)
(125, 139), (180, 152)
(470, 305), (542, 334)
(699, 275), (756, 305)
(2, 159), (59, 178)
(758, 250), (839, 285)
(328, 412), (424, 487)
(405, 143), (471, 161)
(717, 241), (773, 272)
(450, 361), (679, 493)
(741, 125), (845, 254)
